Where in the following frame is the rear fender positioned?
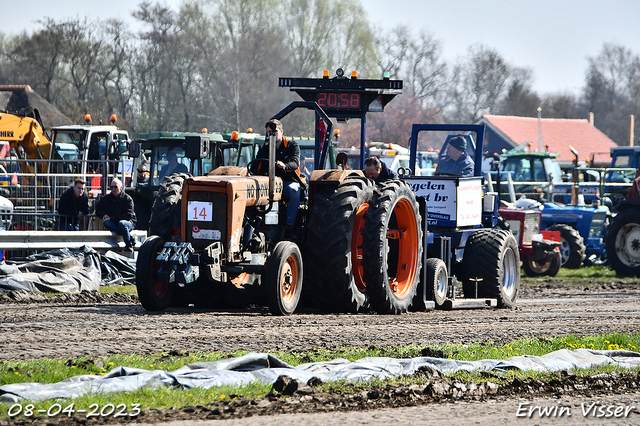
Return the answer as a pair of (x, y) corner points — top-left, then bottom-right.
(308, 169), (365, 201)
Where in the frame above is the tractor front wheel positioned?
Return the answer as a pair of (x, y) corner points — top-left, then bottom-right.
(136, 236), (173, 311)
(264, 241), (303, 315)
(522, 249), (561, 277)
(548, 224), (585, 269)
(426, 258), (448, 308)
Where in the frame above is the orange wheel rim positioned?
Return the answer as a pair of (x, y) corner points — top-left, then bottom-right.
(385, 198), (419, 299)
(281, 255), (299, 304)
(153, 279), (168, 298)
(351, 202), (369, 292)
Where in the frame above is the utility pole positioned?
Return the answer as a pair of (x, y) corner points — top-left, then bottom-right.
(537, 107), (543, 152)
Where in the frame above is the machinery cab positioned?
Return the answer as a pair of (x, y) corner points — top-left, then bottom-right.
(50, 115), (130, 199)
(406, 125), (488, 231)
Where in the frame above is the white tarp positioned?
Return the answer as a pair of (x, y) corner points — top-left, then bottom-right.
(2, 349), (640, 403)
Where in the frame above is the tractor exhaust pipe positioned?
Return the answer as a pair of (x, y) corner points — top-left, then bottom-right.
(269, 134), (276, 202)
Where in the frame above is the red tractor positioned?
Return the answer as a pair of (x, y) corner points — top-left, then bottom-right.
(498, 207), (561, 277)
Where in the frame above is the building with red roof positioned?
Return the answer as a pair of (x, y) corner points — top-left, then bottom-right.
(475, 114), (618, 165)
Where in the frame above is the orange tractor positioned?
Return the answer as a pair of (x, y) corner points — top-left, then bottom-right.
(135, 72), (424, 315)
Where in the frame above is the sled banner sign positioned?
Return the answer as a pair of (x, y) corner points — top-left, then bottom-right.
(407, 177), (483, 227)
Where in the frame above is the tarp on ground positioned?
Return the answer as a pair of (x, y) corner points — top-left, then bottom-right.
(2, 349), (640, 403)
(0, 247), (136, 293)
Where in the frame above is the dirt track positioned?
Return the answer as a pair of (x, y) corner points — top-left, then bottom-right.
(1, 281), (639, 361)
(1, 280), (640, 425)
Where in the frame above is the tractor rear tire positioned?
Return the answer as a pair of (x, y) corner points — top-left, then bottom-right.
(548, 224), (585, 269)
(362, 180), (422, 314)
(149, 173), (191, 240)
(305, 177), (374, 313)
(522, 249), (561, 277)
(605, 209), (640, 277)
(264, 241), (303, 315)
(462, 229), (520, 309)
(136, 236), (173, 311)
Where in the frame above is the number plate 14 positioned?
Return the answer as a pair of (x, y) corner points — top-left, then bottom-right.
(188, 201), (213, 221)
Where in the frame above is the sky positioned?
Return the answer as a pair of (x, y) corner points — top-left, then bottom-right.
(3, 0), (639, 96)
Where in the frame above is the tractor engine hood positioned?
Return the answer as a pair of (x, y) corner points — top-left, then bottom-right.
(186, 175), (283, 206)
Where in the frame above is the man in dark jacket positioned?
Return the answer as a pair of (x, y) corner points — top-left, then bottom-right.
(435, 135), (475, 177)
(57, 178), (89, 230)
(251, 119), (303, 226)
(364, 156), (398, 183)
(96, 178), (137, 250)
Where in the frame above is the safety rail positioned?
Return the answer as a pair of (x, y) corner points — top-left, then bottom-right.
(0, 157), (135, 212)
(8, 212), (104, 232)
(0, 230), (147, 252)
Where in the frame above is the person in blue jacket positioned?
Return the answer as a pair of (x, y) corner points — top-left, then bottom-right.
(435, 135), (475, 177)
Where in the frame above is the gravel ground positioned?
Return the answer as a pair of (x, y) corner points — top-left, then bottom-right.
(1, 279), (639, 425)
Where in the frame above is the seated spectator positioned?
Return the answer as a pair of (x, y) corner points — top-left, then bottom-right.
(96, 178), (137, 250)
(57, 178), (89, 230)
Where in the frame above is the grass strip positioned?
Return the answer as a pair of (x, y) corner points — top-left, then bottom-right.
(1, 332), (639, 417)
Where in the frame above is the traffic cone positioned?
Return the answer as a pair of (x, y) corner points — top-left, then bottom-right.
(11, 172), (18, 185)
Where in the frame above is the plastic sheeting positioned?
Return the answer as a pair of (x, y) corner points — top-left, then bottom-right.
(0, 247), (136, 293)
(2, 349), (640, 403)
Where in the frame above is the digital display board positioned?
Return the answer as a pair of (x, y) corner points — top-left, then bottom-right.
(316, 92), (361, 111)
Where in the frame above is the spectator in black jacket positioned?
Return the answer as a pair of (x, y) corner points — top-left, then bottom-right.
(96, 178), (137, 250)
(57, 179), (89, 230)
(364, 156), (398, 183)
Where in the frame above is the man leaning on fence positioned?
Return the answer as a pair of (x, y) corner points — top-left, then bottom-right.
(96, 178), (137, 251)
(57, 178), (89, 231)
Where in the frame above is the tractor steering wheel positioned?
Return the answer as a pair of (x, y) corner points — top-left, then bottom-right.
(246, 158), (269, 176)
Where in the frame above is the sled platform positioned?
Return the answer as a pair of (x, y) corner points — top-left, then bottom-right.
(440, 298), (497, 310)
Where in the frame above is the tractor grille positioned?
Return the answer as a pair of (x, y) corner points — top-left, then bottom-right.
(521, 213), (540, 245)
(185, 192), (227, 250)
(589, 211), (606, 239)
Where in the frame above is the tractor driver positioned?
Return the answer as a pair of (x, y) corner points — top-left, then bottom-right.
(435, 135), (475, 177)
(251, 119), (303, 226)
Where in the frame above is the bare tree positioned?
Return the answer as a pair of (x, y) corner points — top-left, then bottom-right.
(283, 0), (339, 77)
(132, 1), (185, 132)
(583, 42), (640, 145)
(99, 19), (136, 127)
(539, 92), (581, 119)
(61, 18), (104, 112)
(327, 1), (377, 76)
(374, 25), (411, 79)
(446, 44), (510, 122)
(406, 30), (447, 108)
(5, 19), (67, 103)
(497, 67), (541, 117)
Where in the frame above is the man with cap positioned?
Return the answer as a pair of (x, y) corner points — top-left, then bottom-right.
(435, 135), (475, 177)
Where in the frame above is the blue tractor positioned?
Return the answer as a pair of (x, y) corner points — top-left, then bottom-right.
(401, 124), (521, 310)
(497, 150), (607, 268)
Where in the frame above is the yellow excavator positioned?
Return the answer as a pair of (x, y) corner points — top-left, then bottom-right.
(0, 108), (51, 174)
